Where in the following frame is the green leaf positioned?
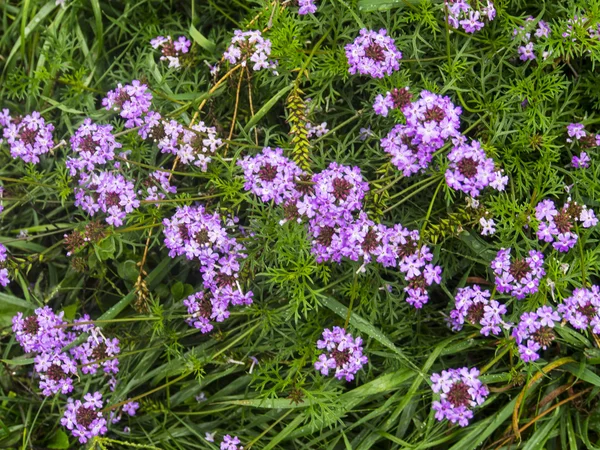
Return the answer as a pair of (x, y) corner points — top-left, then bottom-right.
(170, 281), (184, 301)
(47, 429), (70, 449)
(117, 260), (139, 283)
(357, 0), (421, 12)
(95, 236), (116, 261)
(189, 25), (216, 52)
(244, 83), (293, 133)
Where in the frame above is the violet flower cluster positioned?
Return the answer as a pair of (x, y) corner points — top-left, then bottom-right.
(163, 205), (253, 333)
(345, 29), (402, 78)
(139, 113), (222, 171)
(0, 243), (9, 287)
(223, 30), (278, 73)
(102, 80), (153, 128)
(74, 171), (140, 226)
(447, 285), (510, 336)
(513, 17), (551, 61)
(512, 305), (560, 363)
(535, 199), (597, 252)
(380, 90), (462, 176)
(491, 248), (545, 299)
(140, 170), (178, 204)
(298, 0), (317, 15)
(0, 110), (55, 164)
(66, 118), (122, 176)
(221, 435), (243, 450)
(150, 35), (191, 69)
(314, 327), (368, 382)
(445, 138), (508, 197)
(431, 367), (489, 427)
(558, 286), (600, 334)
(567, 123), (599, 169)
(61, 392), (108, 443)
(445, 0), (496, 33)
(239, 149), (443, 308)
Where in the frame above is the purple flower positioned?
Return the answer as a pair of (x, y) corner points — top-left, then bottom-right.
(122, 401), (140, 416)
(431, 366), (489, 427)
(61, 393), (108, 443)
(221, 435), (243, 450)
(223, 30), (278, 73)
(66, 119), (122, 176)
(70, 327), (120, 375)
(102, 80), (152, 128)
(447, 285), (510, 336)
(373, 87), (413, 117)
(534, 199), (596, 252)
(238, 147), (305, 205)
(479, 217), (496, 236)
(572, 152), (591, 168)
(306, 121), (329, 138)
(140, 170), (177, 204)
(512, 306), (560, 363)
(445, 1), (495, 33)
(36, 352), (77, 396)
(2, 111), (55, 163)
(315, 327), (368, 382)
(12, 306), (72, 353)
(345, 29), (402, 78)
(558, 286), (600, 334)
(445, 139), (507, 197)
(567, 123), (587, 141)
(298, 0), (317, 14)
(491, 248), (545, 299)
(518, 42), (535, 61)
(74, 171), (140, 226)
(0, 243), (9, 287)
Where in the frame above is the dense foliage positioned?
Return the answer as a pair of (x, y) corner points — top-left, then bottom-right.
(3, 0), (600, 448)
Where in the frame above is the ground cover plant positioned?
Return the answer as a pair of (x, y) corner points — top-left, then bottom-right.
(3, 0), (600, 448)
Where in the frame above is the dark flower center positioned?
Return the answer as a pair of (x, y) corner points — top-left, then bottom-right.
(577, 302), (597, 320)
(466, 302), (485, 324)
(258, 163), (278, 182)
(92, 343), (108, 361)
(391, 88), (413, 110)
(457, 157), (479, 178)
(295, 174), (315, 196)
(64, 231), (86, 254)
(19, 127), (38, 146)
(47, 364), (67, 381)
(149, 123), (166, 141)
(365, 43), (385, 62)
(283, 201), (300, 221)
(580, 133), (597, 149)
(79, 135), (97, 154)
(332, 178), (353, 202)
(76, 406), (98, 429)
(114, 90), (131, 109)
(331, 349), (350, 367)
(178, 224), (189, 240)
(161, 41), (177, 57)
(198, 295), (213, 318)
(396, 238), (417, 259)
(408, 276), (427, 291)
(554, 210), (573, 234)
(105, 193), (121, 207)
(316, 226), (335, 247)
(215, 273), (237, 288)
(195, 228), (210, 246)
(566, 203), (583, 220)
(24, 316), (40, 335)
(533, 326), (556, 348)
(509, 259), (531, 280)
(361, 229), (379, 253)
(447, 381), (471, 408)
(424, 106), (446, 123)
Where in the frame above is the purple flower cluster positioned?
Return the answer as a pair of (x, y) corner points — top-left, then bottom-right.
(513, 17), (551, 61)
(445, 138), (508, 197)
(1, 111), (55, 163)
(74, 171), (140, 226)
(512, 306), (560, 363)
(431, 367), (489, 427)
(71, 327), (120, 376)
(61, 392), (108, 443)
(163, 205), (253, 332)
(0, 243), (9, 287)
(535, 199), (597, 252)
(140, 170), (177, 204)
(306, 121), (329, 138)
(562, 15), (600, 44)
(373, 87), (413, 117)
(240, 149), (443, 307)
(345, 29), (402, 78)
(445, 0), (496, 33)
(12, 306), (72, 353)
(238, 147), (305, 205)
(139, 113), (222, 171)
(314, 327), (368, 382)
(380, 90), (462, 176)
(491, 248), (545, 299)
(102, 80), (153, 128)
(447, 285), (509, 336)
(558, 286), (600, 333)
(567, 123), (599, 169)
(298, 0), (317, 14)
(221, 435), (243, 450)
(223, 30), (278, 73)
(150, 35), (191, 69)
(66, 119), (122, 176)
